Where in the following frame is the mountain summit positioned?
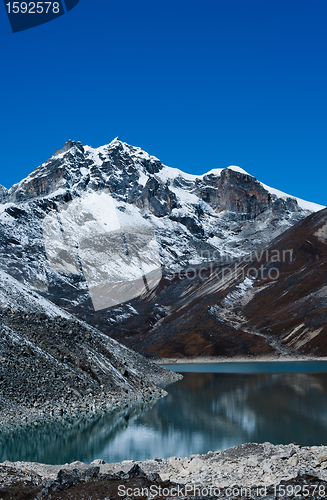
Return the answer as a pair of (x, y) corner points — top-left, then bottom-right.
(0, 138), (325, 358)
(1, 138), (323, 273)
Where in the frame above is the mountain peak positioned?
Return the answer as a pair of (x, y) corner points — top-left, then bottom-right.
(226, 165), (251, 176)
(0, 184), (8, 203)
(53, 139), (84, 157)
(2, 139), (324, 218)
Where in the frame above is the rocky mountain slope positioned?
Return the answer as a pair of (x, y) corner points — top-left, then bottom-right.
(0, 267), (180, 425)
(0, 138), (325, 360)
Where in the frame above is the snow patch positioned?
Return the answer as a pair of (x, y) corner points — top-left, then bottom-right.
(222, 276), (254, 306)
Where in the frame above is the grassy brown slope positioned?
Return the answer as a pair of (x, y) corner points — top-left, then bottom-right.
(134, 207), (327, 358)
(240, 208), (327, 355)
(68, 209), (327, 359)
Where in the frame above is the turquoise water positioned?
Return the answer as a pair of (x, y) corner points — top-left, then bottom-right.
(163, 360), (327, 373)
(2, 361), (327, 464)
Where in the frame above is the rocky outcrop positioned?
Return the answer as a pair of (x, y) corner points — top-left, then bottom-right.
(216, 169), (272, 219)
(195, 168), (302, 222)
(54, 139), (84, 157)
(195, 173), (221, 210)
(195, 169), (293, 220)
(105, 138), (161, 175)
(272, 196), (301, 217)
(135, 177), (178, 216)
(0, 185), (7, 203)
(8, 143), (89, 202)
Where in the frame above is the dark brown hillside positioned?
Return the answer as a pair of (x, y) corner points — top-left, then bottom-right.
(239, 207), (327, 355)
(84, 208), (327, 358)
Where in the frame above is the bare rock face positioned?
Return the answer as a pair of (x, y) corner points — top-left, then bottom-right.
(54, 139), (84, 157)
(0, 185), (8, 203)
(135, 177), (178, 216)
(195, 169), (275, 218)
(194, 168), (302, 223)
(195, 173), (221, 210)
(217, 168), (272, 219)
(272, 196), (301, 217)
(106, 139), (161, 175)
(7, 143), (89, 202)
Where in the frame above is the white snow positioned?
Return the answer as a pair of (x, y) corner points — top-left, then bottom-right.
(157, 165), (199, 183)
(260, 182), (325, 212)
(137, 170), (149, 186)
(112, 200), (151, 227)
(0, 202), (13, 213)
(0, 269), (71, 318)
(201, 165), (251, 178)
(44, 187), (66, 199)
(84, 146), (103, 167)
(42, 192), (162, 311)
(222, 276), (254, 306)
(226, 165), (251, 175)
(80, 167), (89, 177)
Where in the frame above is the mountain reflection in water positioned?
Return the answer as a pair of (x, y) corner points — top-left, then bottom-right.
(2, 367), (327, 464)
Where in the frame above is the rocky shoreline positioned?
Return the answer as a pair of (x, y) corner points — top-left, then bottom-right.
(156, 355), (327, 365)
(0, 385), (171, 436)
(2, 443), (327, 499)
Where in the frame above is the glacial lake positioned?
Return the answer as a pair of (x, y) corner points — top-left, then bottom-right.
(2, 361), (327, 464)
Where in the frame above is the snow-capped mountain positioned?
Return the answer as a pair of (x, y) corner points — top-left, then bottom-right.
(0, 137), (323, 280)
(0, 138), (324, 357)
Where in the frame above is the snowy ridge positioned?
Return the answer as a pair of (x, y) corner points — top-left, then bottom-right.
(260, 182), (325, 213)
(3, 138), (323, 213)
(156, 162), (324, 214)
(0, 269), (71, 318)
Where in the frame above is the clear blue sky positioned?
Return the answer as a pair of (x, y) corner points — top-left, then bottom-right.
(1, 0), (326, 205)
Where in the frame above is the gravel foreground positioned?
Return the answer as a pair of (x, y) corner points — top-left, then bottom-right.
(2, 443), (327, 499)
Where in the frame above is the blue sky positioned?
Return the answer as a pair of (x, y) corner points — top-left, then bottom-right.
(0, 0), (326, 205)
